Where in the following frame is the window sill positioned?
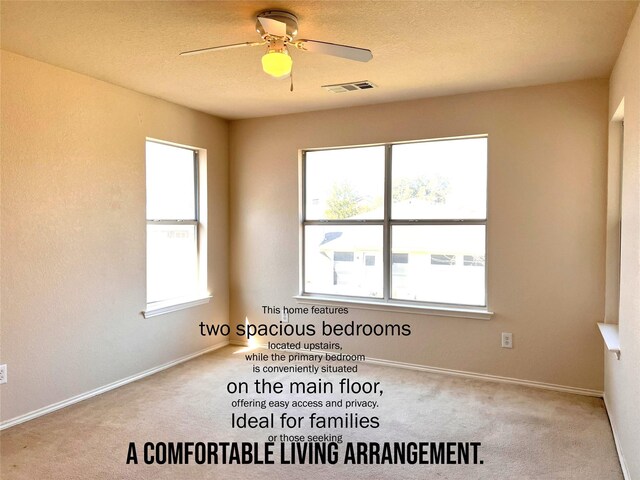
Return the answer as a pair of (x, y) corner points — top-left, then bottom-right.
(293, 295), (493, 320)
(597, 322), (621, 360)
(143, 295), (212, 318)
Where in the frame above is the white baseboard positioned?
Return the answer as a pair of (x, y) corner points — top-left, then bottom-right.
(0, 341), (229, 431)
(232, 340), (603, 398)
(3, 340), (603, 431)
(603, 394), (630, 480)
(364, 356), (604, 397)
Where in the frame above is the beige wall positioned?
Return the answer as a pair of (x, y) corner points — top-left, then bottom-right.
(605, 6), (640, 479)
(230, 78), (609, 392)
(0, 51), (229, 423)
(0, 40), (621, 437)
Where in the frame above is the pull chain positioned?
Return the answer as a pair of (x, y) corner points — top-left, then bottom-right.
(290, 66), (294, 92)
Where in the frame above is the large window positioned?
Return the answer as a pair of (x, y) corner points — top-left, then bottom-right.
(146, 140), (204, 306)
(301, 136), (487, 307)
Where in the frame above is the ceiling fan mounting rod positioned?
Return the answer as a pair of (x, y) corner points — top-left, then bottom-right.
(266, 37), (287, 52)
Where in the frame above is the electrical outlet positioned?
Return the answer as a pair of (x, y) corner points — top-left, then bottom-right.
(281, 311), (289, 323)
(0, 364), (7, 384)
(501, 332), (513, 349)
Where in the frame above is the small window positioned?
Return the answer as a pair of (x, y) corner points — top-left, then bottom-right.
(365, 255), (376, 266)
(146, 140), (204, 305)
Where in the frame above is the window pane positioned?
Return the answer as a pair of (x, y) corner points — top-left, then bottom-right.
(304, 225), (383, 298)
(146, 141), (196, 220)
(391, 137), (487, 220)
(305, 146), (385, 220)
(392, 225), (485, 306)
(147, 224), (198, 303)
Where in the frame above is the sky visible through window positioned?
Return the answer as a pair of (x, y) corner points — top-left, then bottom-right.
(146, 141), (196, 221)
(305, 137), (486, 221)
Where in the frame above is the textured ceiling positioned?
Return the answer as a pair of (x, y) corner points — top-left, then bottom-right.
(1, 1), (638, 119)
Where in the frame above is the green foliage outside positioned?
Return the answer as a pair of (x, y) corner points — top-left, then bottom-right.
(324, 182), (371, 219)
(324, 177), (450, 220)
(392, 177), (449, 203)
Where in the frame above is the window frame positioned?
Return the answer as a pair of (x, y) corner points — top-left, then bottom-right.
(143, 139), (210, 317)
(299, 135), (489, 313)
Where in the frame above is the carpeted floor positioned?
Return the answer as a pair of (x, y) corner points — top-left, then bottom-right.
(0, 345), (622, 479)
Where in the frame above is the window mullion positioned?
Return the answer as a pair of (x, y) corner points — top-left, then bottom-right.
(193, 151), (199, 222)
(300, 151), (306, 295)
(383, 144), (392, 301)
(193, 150), (201, 287)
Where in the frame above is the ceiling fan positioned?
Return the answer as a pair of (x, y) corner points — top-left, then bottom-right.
(180, 10), (373, 79)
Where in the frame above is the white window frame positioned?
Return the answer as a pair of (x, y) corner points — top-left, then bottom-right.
(143, 139), (210, 318)
(297, 135), (491, 319)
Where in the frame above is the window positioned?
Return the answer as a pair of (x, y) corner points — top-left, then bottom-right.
(146, 140), (207, 309)
(301, 136), (487, 308)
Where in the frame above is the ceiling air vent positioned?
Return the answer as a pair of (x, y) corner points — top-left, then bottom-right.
(322, 81), (377, 93)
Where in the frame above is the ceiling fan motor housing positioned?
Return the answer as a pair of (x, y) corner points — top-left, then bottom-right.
(256, 10), (299, 41)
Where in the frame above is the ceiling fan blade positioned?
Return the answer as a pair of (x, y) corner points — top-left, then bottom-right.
(180, 41), (264, 56)
(293, 39), (373, 62)
(257, 16), (287, 37)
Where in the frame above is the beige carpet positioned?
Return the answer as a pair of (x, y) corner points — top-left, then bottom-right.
(1, 345), (622, 479)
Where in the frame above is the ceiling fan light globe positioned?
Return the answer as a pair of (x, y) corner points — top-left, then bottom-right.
(261, 51), (292, 78)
